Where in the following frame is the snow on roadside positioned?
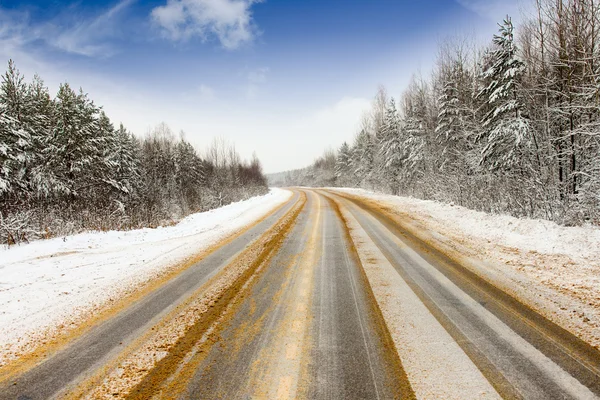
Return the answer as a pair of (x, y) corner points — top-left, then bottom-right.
(331, 188), (600, 349)
(0, 188), (292, 366)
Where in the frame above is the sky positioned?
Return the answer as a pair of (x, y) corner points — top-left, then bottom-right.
(0, 0), (528, 173)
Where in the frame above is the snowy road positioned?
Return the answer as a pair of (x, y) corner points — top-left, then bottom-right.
(1, 189), (600, 399)
(325, 190), (600, 399)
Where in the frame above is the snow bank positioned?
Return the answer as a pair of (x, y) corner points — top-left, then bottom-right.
(0, 188), (292, 366)
(331, 188), (600, 348)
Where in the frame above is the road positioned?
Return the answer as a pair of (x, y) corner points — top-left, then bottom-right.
(1, 189), (599, 399)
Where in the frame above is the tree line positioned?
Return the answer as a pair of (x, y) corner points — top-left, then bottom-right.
(278, 0), (600, 226)
(0, 60), (267, 244)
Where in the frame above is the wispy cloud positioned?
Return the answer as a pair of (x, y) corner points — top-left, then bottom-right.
(0, 11), (29, 57)
(50, 0), (136, 57)
(0, 0), (135, 58)
(151, 0), (262, 50)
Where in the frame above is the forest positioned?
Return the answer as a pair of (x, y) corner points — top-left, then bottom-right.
(0, 61), (268, 244)
(275, 0), (600, 226)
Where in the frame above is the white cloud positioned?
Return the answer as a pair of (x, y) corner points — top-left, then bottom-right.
(151, 0), (261, 50)
(0, 0), (134, 58)
(51, 0), (135, 57)
(0, 13), (31, 61)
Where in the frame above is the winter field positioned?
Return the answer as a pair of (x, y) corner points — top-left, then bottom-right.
(331, 188), (600, 349)
(0, 188), (291, 366)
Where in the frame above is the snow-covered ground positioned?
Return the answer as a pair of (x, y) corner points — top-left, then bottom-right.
(331, 188), (600, 349)
(0, 188), (292, 366)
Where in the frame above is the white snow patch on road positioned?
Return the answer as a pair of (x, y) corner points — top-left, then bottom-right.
(0, 188), (292, 366)
(330, 188), (600, 349)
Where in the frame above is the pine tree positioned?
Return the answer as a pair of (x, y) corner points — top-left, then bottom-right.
(24, 75), (55, 198)
(436, 63), (462, 142)
(98, 111), (118, 198)
(113, 123), (139, 194)
(0, 60), (27, 122)
(334, 141), (351, 184)
(351, 129), (374, 186)
(378, 98), (403, 194)
(478, 16), (532, 170)
(49, 83), (104, 198)
(435, 58), (478, 157)
(0, 60), (31, 198)
(175, 138), (204, 210)
(401, 77), (429, 185)
(0, 107), (30, 197)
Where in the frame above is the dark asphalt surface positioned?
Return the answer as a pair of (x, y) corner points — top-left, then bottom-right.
(0, 192), (300, 400)
(329, 190), (600, 400)
(183, 190), (410, 399)
(304, 194), (408, 399)
(182, 190), (319, 399)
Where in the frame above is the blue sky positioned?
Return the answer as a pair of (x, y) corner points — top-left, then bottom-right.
(0, 0), (525, 172)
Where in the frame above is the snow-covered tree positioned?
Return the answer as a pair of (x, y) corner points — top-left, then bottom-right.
(401, 77), (430, 186)
(335, 141), (351, 185)
(378, 98), (403, 194)
(24, 75), (55, 197)
(0, 60), (27, 122)
(175, 138), (205, 211)
(0, 108), (30, 196)
(113, 123), (139, 193)
(477, 16), (532, 170)
(0, 60), (31, 198)
(0, 61), (269, 243)
(46, 84), (100, 197)
(351, 129), (375, 186)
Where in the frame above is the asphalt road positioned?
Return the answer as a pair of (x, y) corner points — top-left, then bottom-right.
(2, 188), (600, 399)
(325, 190), (600, 400)
(0, 192), (300, 400)
(177, 190), (412, 400)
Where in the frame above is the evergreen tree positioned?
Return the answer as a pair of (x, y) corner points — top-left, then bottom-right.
(112, 123), (139, 194)
(175, 138), (204, 211)
(49, 84), (105, 198)
(378, 98), (403, 194)
(0, 107), (30, 197)
(478, 16), (532, 170)
(0, 61), (268, 243)
(351, 129), (374, 186)
(334, 141), (351, 183)
(0, 60), (27, 122)
(24, 75), (54, 198)
(0, 60), (31, 198)
(402, 78), (429, 185)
